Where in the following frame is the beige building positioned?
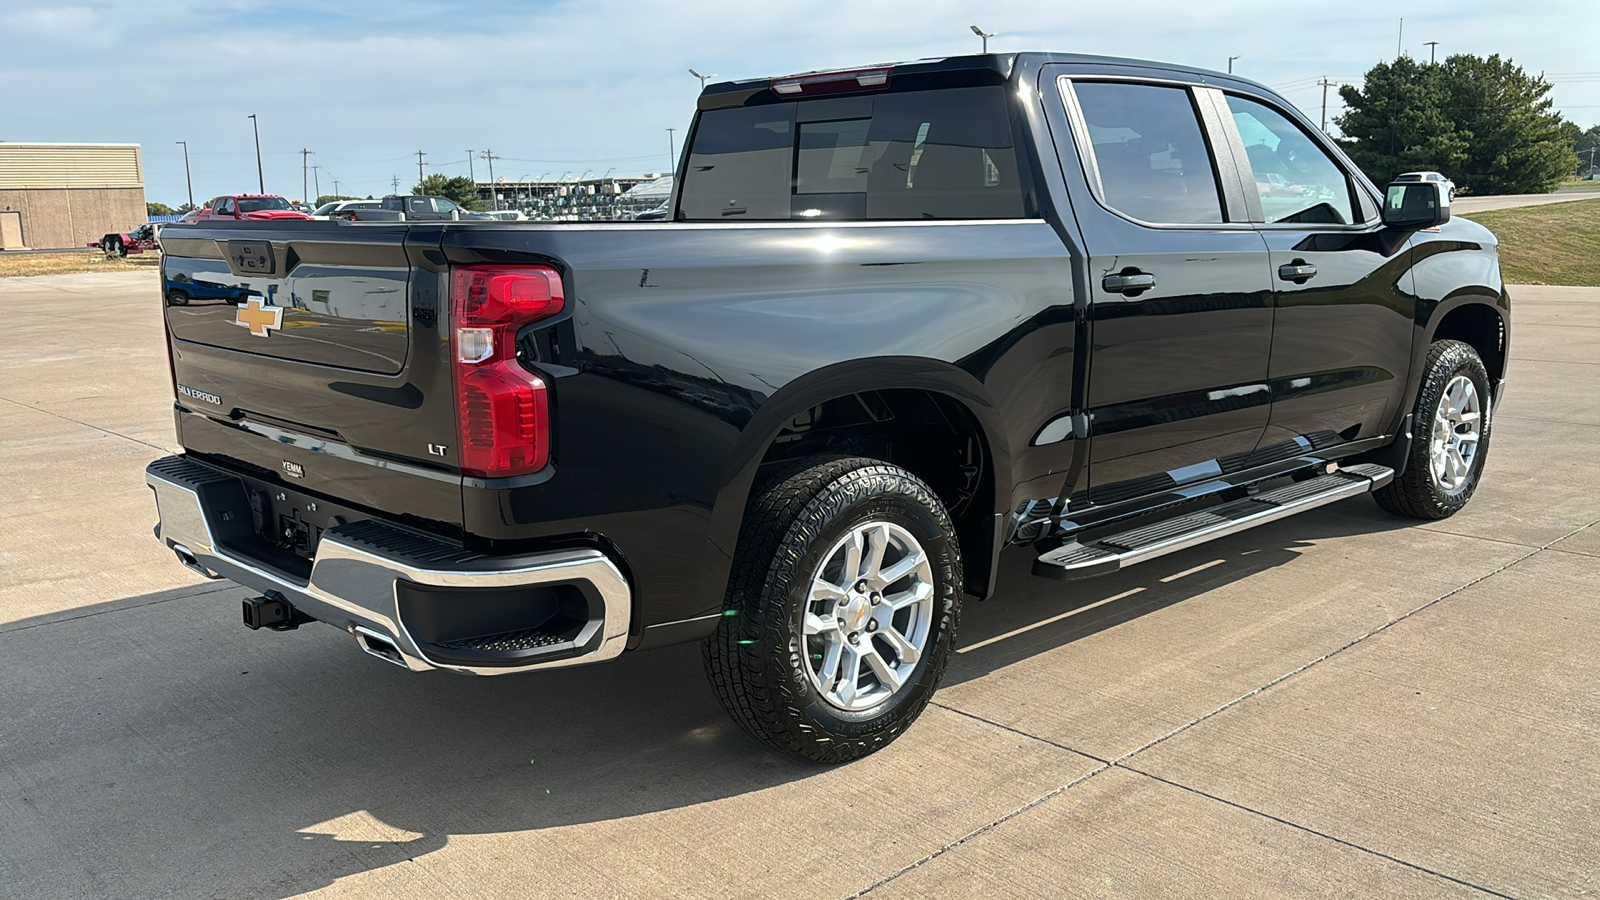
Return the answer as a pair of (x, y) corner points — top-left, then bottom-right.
(0, 143), (147, 250)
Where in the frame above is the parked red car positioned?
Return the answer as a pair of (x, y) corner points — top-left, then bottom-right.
(191, 195), (313, 222)
(89, 222), (162, 256)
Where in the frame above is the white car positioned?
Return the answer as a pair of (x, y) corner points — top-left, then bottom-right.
(1394, 171), (1456, 200)
(309, 200), (381, 221)
(486, 210), (529, 221)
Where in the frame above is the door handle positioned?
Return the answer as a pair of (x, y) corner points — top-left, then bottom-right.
(1102, 272), (1156, 295)
(1278, 261), (1318, 283)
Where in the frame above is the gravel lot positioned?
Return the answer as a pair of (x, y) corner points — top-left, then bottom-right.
(1, 272), (1596, 898)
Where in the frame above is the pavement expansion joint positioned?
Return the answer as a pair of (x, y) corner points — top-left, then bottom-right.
(858, 515), (1600, 898)
(0, 394), (173, 454)
(0, 582), (237, 635)
(1116, 765), (1521, 899)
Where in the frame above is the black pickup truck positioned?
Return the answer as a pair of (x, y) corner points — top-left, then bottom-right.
(148, 53), (1507, 763)
(345, 194), (493, 221)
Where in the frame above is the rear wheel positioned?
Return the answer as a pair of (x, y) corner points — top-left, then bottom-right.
(704, 456), (962, 763)
(1373, 339), (1492, 519)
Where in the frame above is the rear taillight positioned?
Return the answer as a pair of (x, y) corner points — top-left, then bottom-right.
(449, 265), (565, 477)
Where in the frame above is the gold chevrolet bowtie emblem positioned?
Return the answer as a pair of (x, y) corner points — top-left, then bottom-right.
(234, 295), (283, 337)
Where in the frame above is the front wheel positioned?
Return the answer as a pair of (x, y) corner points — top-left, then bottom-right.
(704, 456), (963, 763)
(1373, 339), (1492, 519)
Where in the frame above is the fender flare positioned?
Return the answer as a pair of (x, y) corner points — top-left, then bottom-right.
(692, 356), (1014, 617)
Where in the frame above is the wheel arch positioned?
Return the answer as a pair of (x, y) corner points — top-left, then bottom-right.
(700, 357), (1013, 611)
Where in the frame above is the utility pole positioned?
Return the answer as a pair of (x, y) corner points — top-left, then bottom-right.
(1318, 78), (1336, 132)
(1228, 56), (1241, 74)
(481, 150), (498, 210)
(1425, 41), (1439, 65)
(969, 25), (994, 53)
(332, 178), (340, 198)
(310, 165), (320, 201)
(1397, 18), (1404, 58)
(1587, 146), (1597, 179)
(666, 128), (676, 174)
(466, 150), (475, 182)
(247, 114), (264, 193)
(415, 151), (426, 191)
(300, 148), (313, 204)
(391, 175), (400, 194)
(175, 141), (193, 210)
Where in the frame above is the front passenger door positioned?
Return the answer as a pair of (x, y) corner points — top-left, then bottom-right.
(1222, 94), (1415, 453)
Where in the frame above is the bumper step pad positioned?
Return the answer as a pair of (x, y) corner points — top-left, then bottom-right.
(1033, 463), (1394, 581)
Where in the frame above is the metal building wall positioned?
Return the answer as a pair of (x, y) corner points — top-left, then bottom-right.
(0, 144), (147, 249)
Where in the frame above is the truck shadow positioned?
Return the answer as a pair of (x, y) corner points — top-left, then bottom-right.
(3, 497), (1415, 898)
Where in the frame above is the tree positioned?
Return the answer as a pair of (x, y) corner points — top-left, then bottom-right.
(1576, 125), (1600, 178)
(411, 173), (485, 209)
(315, 194), (358, 206)
(146, 201), (177, 216)
(177, 202), (197, 214)
(1336, 53), (1577, 194)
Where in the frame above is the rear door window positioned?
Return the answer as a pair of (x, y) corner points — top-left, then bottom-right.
(679, 86), (1027, 221)
(1067, 81), (1225, 225)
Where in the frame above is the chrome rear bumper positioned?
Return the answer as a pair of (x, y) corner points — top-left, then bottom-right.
(146, 455), (631, 675)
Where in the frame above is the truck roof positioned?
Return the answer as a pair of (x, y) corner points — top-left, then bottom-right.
(698, 52), (1276, 111)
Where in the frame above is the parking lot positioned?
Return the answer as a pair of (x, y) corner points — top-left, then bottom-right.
(1, 271), (1596, 898)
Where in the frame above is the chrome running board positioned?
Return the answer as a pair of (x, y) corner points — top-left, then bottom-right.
(1032, 464), (1394, 580)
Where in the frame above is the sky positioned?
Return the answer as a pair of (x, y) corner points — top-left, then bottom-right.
(2, 0), (1596, 207)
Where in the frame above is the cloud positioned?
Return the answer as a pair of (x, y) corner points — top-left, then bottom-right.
(2, 0), (1595, 204)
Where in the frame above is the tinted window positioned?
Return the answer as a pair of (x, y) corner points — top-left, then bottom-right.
(1070, 81), (1223, 224)
(678, 86), (1026, 221)
(1225, 95), (1357, 225)
(237, 197), (290, 212)
(680, 103), (797, 220)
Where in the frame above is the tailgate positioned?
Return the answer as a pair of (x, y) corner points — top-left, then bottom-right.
(158, 221), (463, 529)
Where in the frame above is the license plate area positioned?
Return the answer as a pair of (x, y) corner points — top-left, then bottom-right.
(245, 482), (356, 562)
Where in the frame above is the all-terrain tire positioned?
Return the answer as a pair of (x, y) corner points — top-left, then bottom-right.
(1373, 339), (1493, 519)
(703, 456), (963, 764)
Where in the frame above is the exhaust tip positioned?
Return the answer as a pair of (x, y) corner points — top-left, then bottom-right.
(353, 626), (408, 668)
(170, 543), (222, 580)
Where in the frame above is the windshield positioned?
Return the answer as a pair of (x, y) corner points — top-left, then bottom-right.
(311, 202), (339, 216)
(238, 197), (292, 213)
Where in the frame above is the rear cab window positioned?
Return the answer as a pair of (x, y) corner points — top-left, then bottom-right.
(679, 85), (1028, 221)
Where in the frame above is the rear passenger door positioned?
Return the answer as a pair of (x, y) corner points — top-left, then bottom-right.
(1047, 75), (1275, 504)
(1218, 93), (1414, 453)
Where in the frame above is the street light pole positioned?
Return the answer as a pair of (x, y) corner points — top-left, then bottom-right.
(1425, 41), (1439, 65)
(666, 128), (676, 174)
(175, 141), (194, 210)
(1228, 56), (1241, 74)
(689, 68), (716, 91)
(466, 149), (475, 182)
(247, 114), (264, 193)
(969, 25), (994, 53)
(300, 148), (313, 204)
(310, 165), (320, 201)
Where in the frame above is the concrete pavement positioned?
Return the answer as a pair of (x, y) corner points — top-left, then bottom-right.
(1, 272), (1596, 898)
(1451, 188), (1600, 214)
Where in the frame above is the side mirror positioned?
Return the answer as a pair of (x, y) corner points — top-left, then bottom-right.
(1383, 181), (1451, 231)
